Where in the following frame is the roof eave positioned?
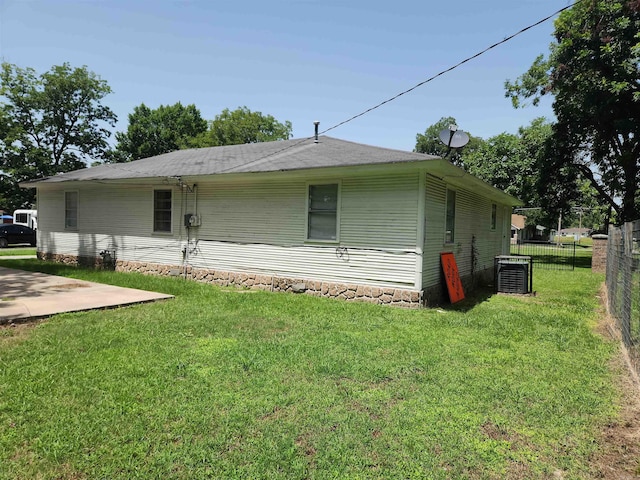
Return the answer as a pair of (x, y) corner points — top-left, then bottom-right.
(424, 159), (521, 206)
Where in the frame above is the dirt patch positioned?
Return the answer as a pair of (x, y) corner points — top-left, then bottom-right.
(589, 286), (640, 479)
(0, 320), (42, 346)
(590, 350), (640, 479)
(480, 420), (529, 446)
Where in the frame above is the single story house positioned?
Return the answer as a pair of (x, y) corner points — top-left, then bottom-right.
(23, 136), (520, 307)
(511, 214), (549, 244)
(511, 214), (526, 244)
(558, 227), (591, 239)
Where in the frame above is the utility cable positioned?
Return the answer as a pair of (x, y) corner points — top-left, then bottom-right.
(215, 0), (579, 172)
(319, 1), (580, 136)
(86, 1), (580, 179)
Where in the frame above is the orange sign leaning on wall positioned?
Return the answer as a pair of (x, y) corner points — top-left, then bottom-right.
(440, 252), (465, 303)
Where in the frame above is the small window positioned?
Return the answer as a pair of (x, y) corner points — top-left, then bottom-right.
(153, 189), (172, 233)
(490, 203), (497, 230)
(445, 188), (456, 243)
(307, 183), (339, 241)
(65, 191), (78, 229)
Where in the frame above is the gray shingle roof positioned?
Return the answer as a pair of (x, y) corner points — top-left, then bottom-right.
(25, 136), (441, 184)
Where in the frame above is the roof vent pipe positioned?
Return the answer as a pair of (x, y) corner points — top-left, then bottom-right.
(313, 121), (320, 143)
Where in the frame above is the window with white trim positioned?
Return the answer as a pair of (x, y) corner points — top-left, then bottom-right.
(153, 189), (172, 233)
(65, 191), (78, 229)
(307, 183), (339, 241)
(445, 188), (456, 243)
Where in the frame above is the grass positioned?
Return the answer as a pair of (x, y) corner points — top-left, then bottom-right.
(552, 236), (593, 247)
(0, 260), (619, 479)
(511, 242), (593, 269)
(0, 247), (36, 256)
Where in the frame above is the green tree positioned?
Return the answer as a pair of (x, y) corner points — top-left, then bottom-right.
(567, 181), (610, 232)
(505, 0), (640, 224)
(112, 102), (207, 162)
(414, 116), (482, 166)
(190, 106), (292, 147)
(0, 62), (116, 211)
(463, 118), (553, 204)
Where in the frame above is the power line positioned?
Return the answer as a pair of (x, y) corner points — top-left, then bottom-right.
(319, 1), (579, 136)
(217, 1), (578, 172)
(99, 1), (580, 179)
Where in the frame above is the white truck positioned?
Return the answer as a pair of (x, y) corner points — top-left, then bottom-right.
(13, 209), (37, 230)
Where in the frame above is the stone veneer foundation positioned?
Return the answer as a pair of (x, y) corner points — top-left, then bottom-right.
(38, 252), (423, 308)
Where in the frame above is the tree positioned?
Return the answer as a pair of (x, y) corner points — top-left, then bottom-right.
(112, 102), (207, 162)
(414, 116), (483, 166)
(0, 62), (116, 212)
(109, 102), (207, 162)
(464, 118), (553, 211)
(567, 181), (610, 232)
(190, 106), (292, 147)
(505, 0), (640, 224)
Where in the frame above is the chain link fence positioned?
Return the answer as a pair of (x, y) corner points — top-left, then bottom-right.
(605, 220), (640, 373)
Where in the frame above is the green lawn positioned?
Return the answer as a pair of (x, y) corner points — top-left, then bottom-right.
(0, 247), (36, 256)
(0, 261), (620, 479)
(510, 242), (593, 269)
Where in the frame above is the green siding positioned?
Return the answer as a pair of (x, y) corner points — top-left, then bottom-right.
(422, 174), (510, 291)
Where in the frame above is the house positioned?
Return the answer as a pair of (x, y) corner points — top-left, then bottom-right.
(511, 214), (526, 244)
(558, 227), (591, 239)
(511, 214), (549, 243)
(23, 136), (520, 307)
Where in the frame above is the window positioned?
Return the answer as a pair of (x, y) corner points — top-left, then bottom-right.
(153, 189), (172, 233)
(307, 183), (339, 241)
(490, 203), (497, 230)
(65, 191), (78, 229)
(445, 188), (456, 243)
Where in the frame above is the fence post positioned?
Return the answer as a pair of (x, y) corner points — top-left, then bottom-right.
(591, 234), (608, 273)
(621, 223), (633, 347)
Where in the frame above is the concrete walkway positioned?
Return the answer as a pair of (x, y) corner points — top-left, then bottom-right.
(0, 266), (173, 323)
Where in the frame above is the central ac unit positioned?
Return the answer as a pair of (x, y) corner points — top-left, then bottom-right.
(495, 256), (532, 294)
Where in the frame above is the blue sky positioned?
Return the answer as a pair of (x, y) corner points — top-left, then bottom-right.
(0, 0), (563, 151)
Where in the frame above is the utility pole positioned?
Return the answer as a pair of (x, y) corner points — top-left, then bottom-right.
(571, 206), (591, 245)
(557, 212), (562, 247)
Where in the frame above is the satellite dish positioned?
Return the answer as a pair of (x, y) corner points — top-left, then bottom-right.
(439, 128), (470, 149)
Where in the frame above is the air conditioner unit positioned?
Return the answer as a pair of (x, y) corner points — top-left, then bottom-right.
(495, 256), (532, 294)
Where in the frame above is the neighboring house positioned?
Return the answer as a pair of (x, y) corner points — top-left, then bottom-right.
(533, 225), (549, 241)
(511, 214), (526, 244)
(23, 136), (520, 307)
(511, 214), (549, 243)
(559, 227), (591, 239)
